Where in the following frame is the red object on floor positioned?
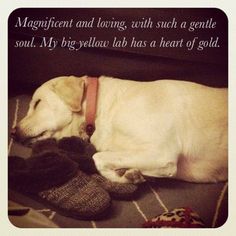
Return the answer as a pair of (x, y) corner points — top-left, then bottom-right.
(142, 207), (205, 228)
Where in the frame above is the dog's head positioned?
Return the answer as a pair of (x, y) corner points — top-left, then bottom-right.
(11, 75), (87, 145)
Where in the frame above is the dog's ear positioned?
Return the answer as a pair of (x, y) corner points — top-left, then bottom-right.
(53, 76), (85, 112)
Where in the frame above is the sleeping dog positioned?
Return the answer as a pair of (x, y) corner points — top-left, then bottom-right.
(11, 75), (228, 183)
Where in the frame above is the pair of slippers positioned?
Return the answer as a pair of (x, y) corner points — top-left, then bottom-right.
(9, 137), (138, 220)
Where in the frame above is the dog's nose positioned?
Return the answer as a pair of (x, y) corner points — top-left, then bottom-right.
(11, 126), (26, 143)
(10, 127), (17, 139)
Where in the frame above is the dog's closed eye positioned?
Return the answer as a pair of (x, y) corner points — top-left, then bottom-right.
(34, 99), (41, 109)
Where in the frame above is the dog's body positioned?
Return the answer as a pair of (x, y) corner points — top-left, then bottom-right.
(14, 75), (228, 183)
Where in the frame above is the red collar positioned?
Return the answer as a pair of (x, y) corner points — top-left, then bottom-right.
(85, 77), (98, 137)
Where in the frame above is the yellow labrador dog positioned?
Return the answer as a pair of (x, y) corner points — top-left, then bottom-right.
(12, 75), (228, 184)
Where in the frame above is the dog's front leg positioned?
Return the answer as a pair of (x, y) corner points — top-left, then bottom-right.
(92, 151), (144, 183)
(92, 151), (177, 184)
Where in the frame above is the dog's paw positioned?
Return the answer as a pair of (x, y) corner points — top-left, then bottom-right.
(92, 153), (128, 183)
(115, 168), (146, 184)
(92, 152), (146, 184)
(123, 169), (146, 184)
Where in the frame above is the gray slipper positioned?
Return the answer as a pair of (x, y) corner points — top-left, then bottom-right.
(38, 170), (111, 219)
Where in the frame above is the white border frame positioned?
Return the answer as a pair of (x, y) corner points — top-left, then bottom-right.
(1, 1), (235, 236)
